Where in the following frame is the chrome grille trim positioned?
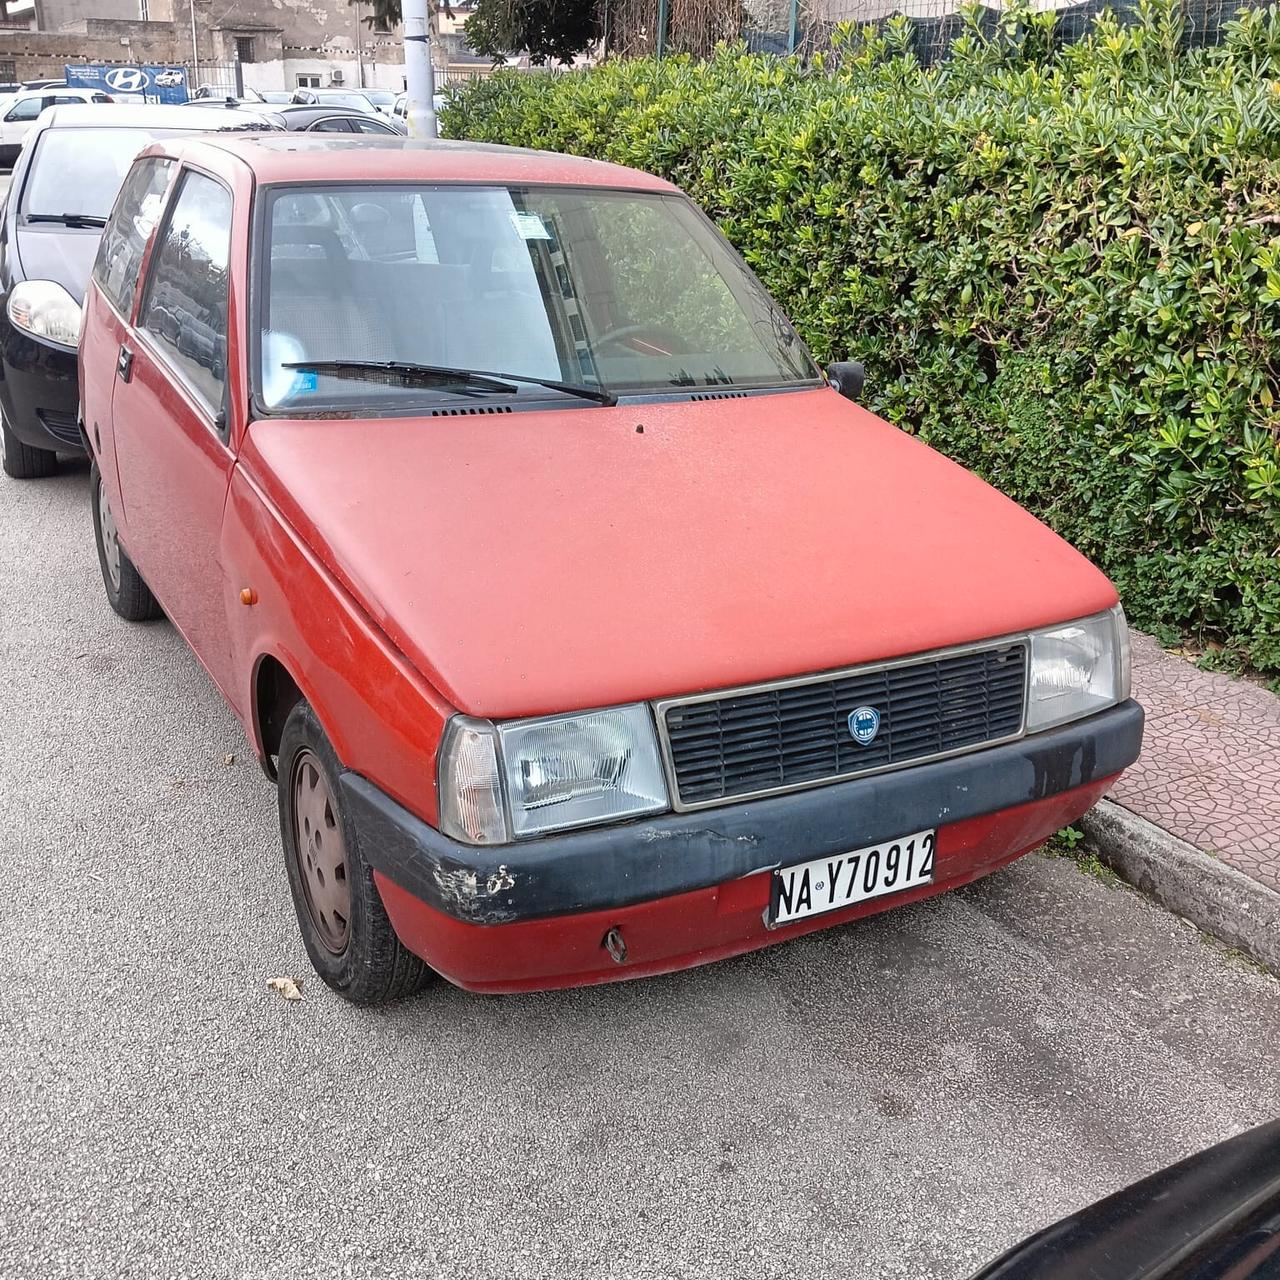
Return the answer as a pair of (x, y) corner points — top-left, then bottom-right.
(653, 634), (1031, 813)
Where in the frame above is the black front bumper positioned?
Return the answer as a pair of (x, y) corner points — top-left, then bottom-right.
(0, 316), (82, 453)
(340, 699), (1144, 927)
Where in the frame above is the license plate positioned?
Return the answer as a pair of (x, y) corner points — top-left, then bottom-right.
(770, 829), (936, 926)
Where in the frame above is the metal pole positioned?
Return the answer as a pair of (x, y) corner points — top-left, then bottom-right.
(788, 0), (800, 53)
(188, 0), (201, 85)
(354, 0), (365, 89)
(656, 0), (668, 58)
(402, 0), (438, 138)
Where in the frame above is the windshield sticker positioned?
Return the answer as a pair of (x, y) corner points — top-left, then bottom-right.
(290, 369), (319, 394)
(509, 210), (552, 241)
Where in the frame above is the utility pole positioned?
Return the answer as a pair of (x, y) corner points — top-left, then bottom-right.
(402, 0), (438, 139)
(189, 0), (201, 85)
(354, 0), (366, 89)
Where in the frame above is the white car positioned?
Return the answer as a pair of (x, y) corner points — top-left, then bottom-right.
(154, 71), (185, 88)
(392, 91), (448, 132)
(0, 87), (112, 164)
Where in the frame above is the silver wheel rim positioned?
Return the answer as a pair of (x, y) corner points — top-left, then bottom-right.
(291, 750), (351, 954)
(98, 476), (122, 593)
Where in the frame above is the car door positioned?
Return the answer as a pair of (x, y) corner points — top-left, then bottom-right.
(111, 165), (240, 703)
(305, 115), (357, 133)
(0, 94), (42, 149)
(348, 116), (399, 135)
(81, 155), (178, 467)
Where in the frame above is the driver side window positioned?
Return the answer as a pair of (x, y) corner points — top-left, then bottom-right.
(5, 96), (41, 122)
(139, 169), (233, 416)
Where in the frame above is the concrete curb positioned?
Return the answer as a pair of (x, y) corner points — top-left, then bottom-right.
(1081, 799), (1280, 976)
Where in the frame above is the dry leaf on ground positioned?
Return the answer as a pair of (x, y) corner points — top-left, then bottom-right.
(266, 976), (303, 1002)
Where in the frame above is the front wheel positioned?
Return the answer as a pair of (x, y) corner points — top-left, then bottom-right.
(278, 700), (431, 1005)
(1, 411), (56, 479)
(90, 462), (161, 621)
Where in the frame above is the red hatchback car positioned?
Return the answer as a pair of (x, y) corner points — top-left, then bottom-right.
(79, 135), (1142, 1003)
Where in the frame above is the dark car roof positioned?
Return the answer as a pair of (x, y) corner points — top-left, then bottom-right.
(148, 133), (679, 193)
(270, 105), (401, 131)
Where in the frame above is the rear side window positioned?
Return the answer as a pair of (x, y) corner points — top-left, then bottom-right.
(94, 157), (175, 315)
(139, 169), (233, 413)
(4, 96), (41, 122)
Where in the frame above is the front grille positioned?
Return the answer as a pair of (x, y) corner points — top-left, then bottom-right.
(36, 408), (81, 447)
(661, 643), (1027, 807)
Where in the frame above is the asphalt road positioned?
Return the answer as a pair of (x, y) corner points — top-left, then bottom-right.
(3, 474), (1280, 1276)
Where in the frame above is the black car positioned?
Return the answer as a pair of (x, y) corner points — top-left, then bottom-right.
(972, 1119), (1280, 1279)
(272, 104), (406, 135)
(0, 102), (279, 478)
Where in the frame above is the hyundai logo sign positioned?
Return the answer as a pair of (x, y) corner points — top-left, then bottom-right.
(104, 67), (148, 93)
(64, 63), (189, 105)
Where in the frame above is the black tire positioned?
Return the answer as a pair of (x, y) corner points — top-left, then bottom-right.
(1, 412), (56, 479)
(278, 700), (431, 1005)
(90, 461), (162, 622)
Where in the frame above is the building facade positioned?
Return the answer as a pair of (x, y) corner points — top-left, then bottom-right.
(0, 0), (489, 94)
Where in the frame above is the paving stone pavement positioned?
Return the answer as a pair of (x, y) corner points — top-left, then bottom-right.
(1110, 632), (1280, 894)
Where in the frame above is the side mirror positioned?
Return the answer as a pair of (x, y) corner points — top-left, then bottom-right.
(826, 361), (865, 402)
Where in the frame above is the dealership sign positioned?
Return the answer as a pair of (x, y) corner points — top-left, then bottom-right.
(64, 64), (189, 104)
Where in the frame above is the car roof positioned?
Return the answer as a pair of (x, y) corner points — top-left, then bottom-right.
(37, 103), (281, 130)
(147, 133), (680, 192)
(11, 86), (96, 100)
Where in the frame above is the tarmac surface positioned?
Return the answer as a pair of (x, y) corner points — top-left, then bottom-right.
(3, 460), (1279, 1280)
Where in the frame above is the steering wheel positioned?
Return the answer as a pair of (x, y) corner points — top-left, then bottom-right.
(592, 323), (690, 355)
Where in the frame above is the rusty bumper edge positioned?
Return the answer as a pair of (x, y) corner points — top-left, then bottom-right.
(340, 699), (1144, 926)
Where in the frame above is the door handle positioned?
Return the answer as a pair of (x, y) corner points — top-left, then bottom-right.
(116, 345), (134, 383)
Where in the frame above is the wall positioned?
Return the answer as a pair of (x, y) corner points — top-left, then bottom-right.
(37, 0), (141, 33)
(0, 17), (181, 80)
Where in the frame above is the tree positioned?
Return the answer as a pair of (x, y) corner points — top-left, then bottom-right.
(465, 0), (601, 64)
(355, 0), (454, 32)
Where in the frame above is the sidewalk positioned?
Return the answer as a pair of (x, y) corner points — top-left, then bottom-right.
(1082, 631), (1280, 971)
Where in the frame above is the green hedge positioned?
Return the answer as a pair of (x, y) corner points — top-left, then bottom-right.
(443, 0), (1280, 671)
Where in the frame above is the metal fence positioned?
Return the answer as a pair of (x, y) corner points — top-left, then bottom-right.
(742, 0), (1265, 61)
(597, 0), (1271, 63)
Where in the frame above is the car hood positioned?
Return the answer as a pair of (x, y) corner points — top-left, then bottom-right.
(243, 389), (1118, 719)
(15, 226), (101, 303)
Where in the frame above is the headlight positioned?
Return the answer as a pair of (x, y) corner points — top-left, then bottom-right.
(438, 704), (670, 844)
(1026, 604), (1130, 733)
(7, 280), (83, 347)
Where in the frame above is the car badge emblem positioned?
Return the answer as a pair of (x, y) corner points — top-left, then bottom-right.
(848, 706), (881, 745)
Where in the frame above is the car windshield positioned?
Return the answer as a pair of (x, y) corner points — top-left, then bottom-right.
(315, 92), (373, 110)
(364, 90), (395, 105)
(258, 183), (820, 412)
(22, 128), (188, 221)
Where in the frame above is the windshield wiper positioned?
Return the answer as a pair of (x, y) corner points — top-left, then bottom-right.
(25, 213), (108, 228)
(282, 359), (616, 406)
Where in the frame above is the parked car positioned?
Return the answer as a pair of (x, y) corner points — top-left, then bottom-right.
(0, 104), (280, 477)
(0, 87), (112, 165)
(393, 90), (447, 119)
(271, 104), (405, 134)
(79, 134), (1143, 1004)
(20, 79), (67, 92)
(256, 90), (295, 105)
(361, 88), (397, 114)
(971, 1119), (1280, 1279)
(392, 91), (448, 136)
(289, 87), (379, 112)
